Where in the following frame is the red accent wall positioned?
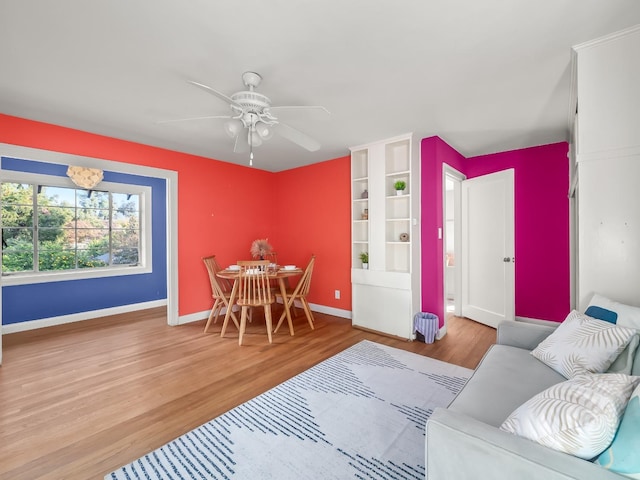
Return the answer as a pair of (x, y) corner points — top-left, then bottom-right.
(0, 114), (351, 318)
(421, 136), (570, 327)
(274, 158), (352, 310)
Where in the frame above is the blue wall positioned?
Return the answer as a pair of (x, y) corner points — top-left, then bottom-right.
(2, 157), (167, 325)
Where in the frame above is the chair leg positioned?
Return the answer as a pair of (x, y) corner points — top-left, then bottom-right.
(239, 306), (249, 346)
(227, 305), (240, 330)
(264, 305), (273, 344)
(301, 299), (315, 329)
(204, 298), (221, 333)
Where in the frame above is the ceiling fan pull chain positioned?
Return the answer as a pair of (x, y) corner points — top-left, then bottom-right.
(249, 130), (254, 166)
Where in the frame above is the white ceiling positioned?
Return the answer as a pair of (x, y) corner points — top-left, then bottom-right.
(1, 1), (640, 172)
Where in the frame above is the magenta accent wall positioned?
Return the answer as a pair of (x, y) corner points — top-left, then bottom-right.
(421, 137), (570, 328)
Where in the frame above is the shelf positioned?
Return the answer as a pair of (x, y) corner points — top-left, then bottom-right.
(385, 170), (410, 178)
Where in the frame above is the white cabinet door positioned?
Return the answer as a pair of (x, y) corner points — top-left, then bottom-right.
(461, 169), (514, 327)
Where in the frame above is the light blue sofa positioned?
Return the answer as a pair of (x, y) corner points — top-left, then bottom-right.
(425, 321), (636, 480)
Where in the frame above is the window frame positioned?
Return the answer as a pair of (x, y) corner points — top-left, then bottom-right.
(1, 170), (152, 286)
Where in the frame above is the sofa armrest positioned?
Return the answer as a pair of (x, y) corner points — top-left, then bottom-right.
(426, 408), (622, 480)
(496, 321), (557, 350)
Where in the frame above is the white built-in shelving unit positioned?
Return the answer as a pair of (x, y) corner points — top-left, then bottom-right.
(350, 133), (420, 339)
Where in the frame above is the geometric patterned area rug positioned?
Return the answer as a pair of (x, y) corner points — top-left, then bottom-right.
(106, 340), (472, 480)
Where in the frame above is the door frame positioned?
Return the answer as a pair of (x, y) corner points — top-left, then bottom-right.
(442, 164), (466, 330)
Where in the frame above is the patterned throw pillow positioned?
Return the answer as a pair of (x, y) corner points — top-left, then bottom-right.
(608, 334), (640, 375)
(531, 310), (637, 378)
(596, 383), (640, 476)
(500, 374), (640, 459)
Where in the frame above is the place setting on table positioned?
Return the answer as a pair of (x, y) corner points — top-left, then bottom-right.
(213, 239), (314, 345)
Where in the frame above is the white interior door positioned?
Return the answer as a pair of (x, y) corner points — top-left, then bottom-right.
(461, 169), (514, 327)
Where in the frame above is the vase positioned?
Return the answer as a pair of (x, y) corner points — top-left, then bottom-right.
(396, 190), (404, 196)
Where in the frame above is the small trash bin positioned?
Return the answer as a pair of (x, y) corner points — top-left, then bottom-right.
(413, 312), (439, 344)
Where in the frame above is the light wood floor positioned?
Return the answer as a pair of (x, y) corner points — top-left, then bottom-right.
(0, 308), (495, 479)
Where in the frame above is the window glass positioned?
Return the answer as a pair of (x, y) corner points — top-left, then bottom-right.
(2, 181), (142, 275)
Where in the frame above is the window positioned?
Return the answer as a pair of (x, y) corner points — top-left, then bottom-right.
(1, 172), (151, 283)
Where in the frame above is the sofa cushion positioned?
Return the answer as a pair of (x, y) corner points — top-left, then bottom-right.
(500, 373), (640, 460)
(447, 344), (565, 428)
(531, 310), (636, 379)
(596, 382), (640, 476)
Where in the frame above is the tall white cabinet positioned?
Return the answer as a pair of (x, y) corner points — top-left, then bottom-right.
(572, 25), (640, 310)
(350, 133), (420, 339)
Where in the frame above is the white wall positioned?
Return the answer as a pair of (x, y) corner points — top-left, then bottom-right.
(574, 25), (640, 310)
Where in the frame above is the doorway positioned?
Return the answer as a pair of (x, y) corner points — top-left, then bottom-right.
(443, 166), (465, 323)
(442, 166), (515, 330)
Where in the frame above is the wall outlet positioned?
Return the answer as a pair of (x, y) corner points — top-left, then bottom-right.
(334, 289), (340, 300)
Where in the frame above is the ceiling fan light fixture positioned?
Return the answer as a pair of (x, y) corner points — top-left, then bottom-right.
(224, 119), (243, 138)
(249, 130), (262, 147)
(255, 122), (273, 140)
(180, 72), (327, 166)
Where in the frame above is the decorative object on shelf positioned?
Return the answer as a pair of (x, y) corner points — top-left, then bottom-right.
(394, 180), (406, 196)
(361, 208), (369, 220)
(250, 238), (273, 260)
(361, 189), (368, 199)
(66, 166), (103, 189)
(359, 251), (369, 269)
(399, 232), (409, 242)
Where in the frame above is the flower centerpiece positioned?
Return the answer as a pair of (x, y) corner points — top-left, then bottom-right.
(250, 238), (273, 259)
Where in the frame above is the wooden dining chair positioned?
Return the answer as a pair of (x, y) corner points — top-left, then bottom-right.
(274, 255), (316, 333)
(264, 251), (280, 292)
(202, 255), (239, 333)
(236, 260), (275, 345)
(265, 252), (278, 264)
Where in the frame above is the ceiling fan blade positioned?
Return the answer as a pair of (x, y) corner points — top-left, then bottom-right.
(188, 80), (243, 109)
(275, 122), (321, 152)
(156, 114), (232, 124)
(269, 105), (330, 121)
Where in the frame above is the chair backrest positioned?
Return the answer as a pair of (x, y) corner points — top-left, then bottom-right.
(294, 255), (316, 297)
(203, 255), (231, 296)
(265, 252), (278, 264)
(237, 260), (273, 306)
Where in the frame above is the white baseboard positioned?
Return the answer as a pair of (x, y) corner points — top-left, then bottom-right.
(178, 302), (352, 325)
(3, 299), (352, 333)
(308, 302), (351, 319)
(515, 316), (561, 327)
(178, 309), (211, 325)
(2, 299), (168, 334)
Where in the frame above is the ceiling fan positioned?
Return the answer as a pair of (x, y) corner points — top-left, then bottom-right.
(162, 71), (329, 165)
